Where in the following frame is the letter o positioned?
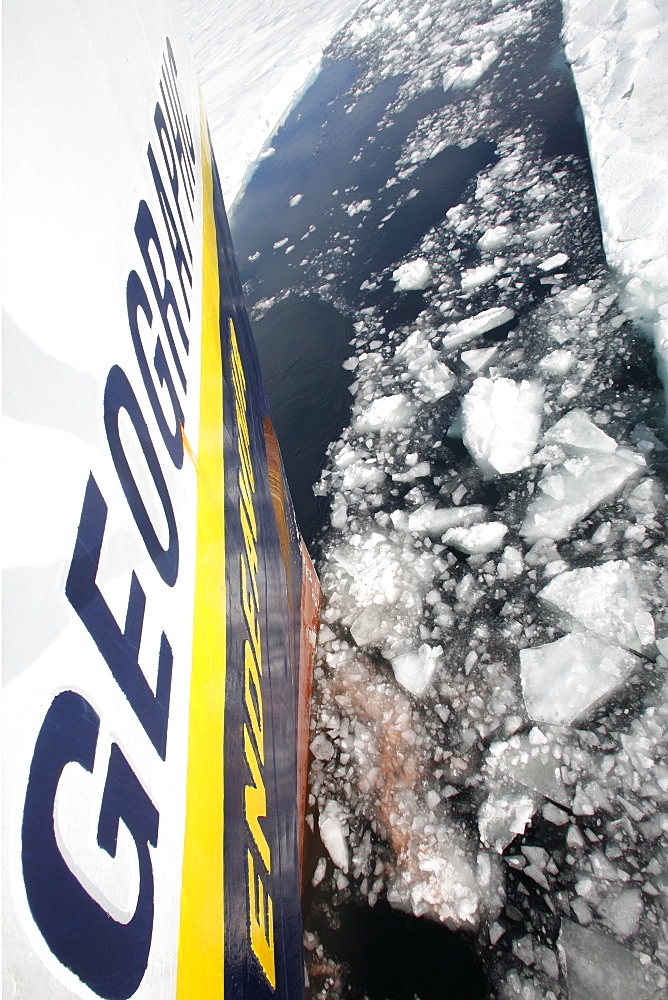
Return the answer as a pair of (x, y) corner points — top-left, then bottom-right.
(104, 365), (179, 586)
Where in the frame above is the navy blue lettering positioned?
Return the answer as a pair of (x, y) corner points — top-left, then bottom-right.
(152, 100), (193, 268)
(161, 43), (196, 210)
(135, 201), (189, 392)
(66, 474), (174, 756)
(104, 365), (179, 587)
(21, 691), (159, 1000)
(159, 77), (195, 216)
(127, 268), (184, 469)
(147, 142), (192, 318)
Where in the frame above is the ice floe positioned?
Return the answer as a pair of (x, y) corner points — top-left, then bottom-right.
(520, 632), (638, 726)
(462, 377), (543, 476)
(539, 560), (655, 654)
(392, 257), (432, 291)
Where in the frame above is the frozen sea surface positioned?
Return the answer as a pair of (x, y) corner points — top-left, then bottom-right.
(182, 0), (361, 207)
(224, 0), (668, 997)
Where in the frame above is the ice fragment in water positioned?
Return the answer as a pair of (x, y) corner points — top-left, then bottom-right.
(310, 733), (335, 761)
(443, 43), (501, 90)
(350, 605), (393, 647)
(443, 521), (508, 554)
(460, 262), (502, 291)
(542, 802), (569, 825)
(559, 919), (664, 1000)
(557, 285), (595, 317)
(478, 788), (538, 853)
(477, 225), (511, 251)
(539, 252), (569, 271)
(392, 257), (432, 291)
(539, 561), (654, 653)
(498, 545), (524, 580)
(311, 857), (327, 887)
(319, 800), (349, 872)
(344, 199), (371, 216)
(486, 731), (572, 807)
(520, 633), (637, 726)
(405, 502), (486, 535)
(390, 644), (442, 697)
(489, 922), (505, 945)
(394, 329), (454, 401)
(599, 888), (643, 939)
(461, 346), (499, 371)
(528, 221), (560, 241)
(522, 451), (644, 542)
(540, 349), (575, 374)
(442, 306), (515, 349)
(543, 409), (617, 454)
(354, 393), (413, 432)
(462, 377), (543, 475)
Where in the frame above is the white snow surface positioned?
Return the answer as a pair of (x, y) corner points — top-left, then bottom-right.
(182, 0), (361, 207)
(562, 0), (668, 395)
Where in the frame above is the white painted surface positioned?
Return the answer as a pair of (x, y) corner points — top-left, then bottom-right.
(3, 1), (204, 995)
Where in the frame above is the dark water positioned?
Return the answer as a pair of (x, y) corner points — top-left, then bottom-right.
(250, 294), (356, 545)
(307, 900), (488, 999)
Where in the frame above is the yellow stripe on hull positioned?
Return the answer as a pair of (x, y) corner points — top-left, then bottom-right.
(176, 122), (226, 1000)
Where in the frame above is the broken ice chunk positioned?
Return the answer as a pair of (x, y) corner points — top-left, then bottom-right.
(392, 257), (432, 291)
(498, 545), (524, 580)
(390, 644), (442, 697)
(521, 451), (644, 542)
(342, 459), (386, 491)
(559, 918), (664, 1000)
(443, 521), (508, 555)
(443, 43), (500, 90)
(539, 561), (654, 654)
(354, 393), (413, 432)
(319, 800), (349, 872)
(462, 377), (543, 475)
(406, 502), (486, 535)
(442, 306), (515, 349)
(477, 225), (511, 251)
(350, 605), (393, 647)
(395, 330), (455, 400)
(542, 802), (570, 825)
(311, 857), (327, 887)
(539, 349), (575, 375)
(461, 345), (499, 371)
(543, 410), (617, 454)
(485, 730), (572, 807)
(556, 285), (595, 317)
(478, 788), (538, 853)
(598, 888), (643, 939)
(310, 733), (336, 761)
(520, 633), (637, 726)
(527, 221), (560, 241)
(539, 252), (569, 272)
(460, 262), (502, 291)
